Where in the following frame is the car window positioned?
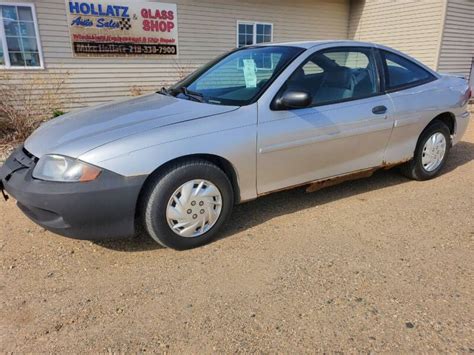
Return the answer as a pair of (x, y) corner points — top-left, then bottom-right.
(382, 51), (435, 90)
(302, 61), (323, 75)
(172, 46), (304, 106)
(284, 47), (379, 107)
(194, 52), (281, 96)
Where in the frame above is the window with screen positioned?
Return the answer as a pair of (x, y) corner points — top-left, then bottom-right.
(382, 51), (435, 91)
(237, 22), (273, 48)
(238, 23), (254, 48)
(0, 4), (43, 68)
(256, 24), (272, 44)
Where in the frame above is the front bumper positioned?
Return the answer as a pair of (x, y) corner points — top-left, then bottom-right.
(0, 147), (146, 240)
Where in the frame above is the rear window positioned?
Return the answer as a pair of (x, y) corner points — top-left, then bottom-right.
(382, 51), (435, 91)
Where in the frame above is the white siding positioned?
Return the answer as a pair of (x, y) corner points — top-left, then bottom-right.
(0, 0), (350, 109)
(437, 0), (474, 78)
(348, 0), (446, 70)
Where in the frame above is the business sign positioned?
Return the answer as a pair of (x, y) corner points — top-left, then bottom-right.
(65, 1), (178, 57)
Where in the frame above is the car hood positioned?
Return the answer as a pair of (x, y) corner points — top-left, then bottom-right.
(25, 93), (238, 159)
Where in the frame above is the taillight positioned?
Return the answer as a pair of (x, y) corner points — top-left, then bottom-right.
(462, 87), (471, 105)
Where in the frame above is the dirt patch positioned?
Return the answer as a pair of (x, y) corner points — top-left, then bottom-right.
(1, 126), (473, 353)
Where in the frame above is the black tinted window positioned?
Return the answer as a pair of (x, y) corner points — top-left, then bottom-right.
(284, 47), (379, 106)
(382, 51), (435, 90)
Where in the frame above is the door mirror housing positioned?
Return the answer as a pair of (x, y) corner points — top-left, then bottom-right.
(273, 90), (312, 110)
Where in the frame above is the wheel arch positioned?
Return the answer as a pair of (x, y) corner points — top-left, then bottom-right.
(427, 112), (456, 137)
(136, 154), (241, 213)
(412, 112), (455, 157)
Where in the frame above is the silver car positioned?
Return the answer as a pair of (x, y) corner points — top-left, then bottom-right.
(0, 40), (471, 249)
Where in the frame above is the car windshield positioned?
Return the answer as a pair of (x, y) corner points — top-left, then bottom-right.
(167, 46), (304, 106)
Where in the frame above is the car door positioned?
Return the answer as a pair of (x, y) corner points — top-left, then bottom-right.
(256, 45), (395, 194)
(378, 48), (441, 164)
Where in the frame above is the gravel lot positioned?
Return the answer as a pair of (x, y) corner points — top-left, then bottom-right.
(1, 124), (473, 353)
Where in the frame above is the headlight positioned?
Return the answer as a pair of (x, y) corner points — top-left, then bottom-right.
(32, 155), (101, 182)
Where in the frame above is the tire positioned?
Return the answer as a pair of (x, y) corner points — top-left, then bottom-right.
(400, 120), (451, 181)
(140, 159), (234, 250)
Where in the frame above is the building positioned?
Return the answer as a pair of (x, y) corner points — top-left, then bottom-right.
(350, 0), (474, 82)
(0, 0), (473, 110)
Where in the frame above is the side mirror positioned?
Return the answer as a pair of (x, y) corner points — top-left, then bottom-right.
(273, 90), (312, 110)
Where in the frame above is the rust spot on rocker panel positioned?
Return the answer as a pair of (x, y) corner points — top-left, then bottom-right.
(257, 159), (411, 198)
(305, 159), (410, 193)
(305, 168), (377, 193)
(381, 158), (411, 169)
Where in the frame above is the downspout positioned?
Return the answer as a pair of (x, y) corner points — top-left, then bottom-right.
(434, 0), (448, 71)
(348, 0), (364, 41)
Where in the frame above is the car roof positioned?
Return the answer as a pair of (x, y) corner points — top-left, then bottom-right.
(259, 40), (376, 49)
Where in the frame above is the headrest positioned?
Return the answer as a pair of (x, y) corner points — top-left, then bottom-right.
(290, 67), (306, 82)
(323, 68), (352, 89)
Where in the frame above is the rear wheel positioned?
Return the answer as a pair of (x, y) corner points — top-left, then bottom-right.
(400, 120), (451, 180)
(140, 160), (234, 250)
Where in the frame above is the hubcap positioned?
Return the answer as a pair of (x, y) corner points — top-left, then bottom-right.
(166, 180), (222, 238)
(421, 132), (447, 172)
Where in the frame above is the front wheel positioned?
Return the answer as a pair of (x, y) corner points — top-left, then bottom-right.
(140, 160), (234, 250)
(400, 120), (451, 180)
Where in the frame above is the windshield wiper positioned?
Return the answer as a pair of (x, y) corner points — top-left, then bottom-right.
(158, 87), (172, 96)
(175, 86), (205, 103)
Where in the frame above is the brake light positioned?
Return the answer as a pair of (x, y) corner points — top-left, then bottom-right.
(462, 87), (471, 106)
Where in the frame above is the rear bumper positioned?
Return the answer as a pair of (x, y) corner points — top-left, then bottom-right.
(0, 147), (146, 240)
(453, 110), (471, 145)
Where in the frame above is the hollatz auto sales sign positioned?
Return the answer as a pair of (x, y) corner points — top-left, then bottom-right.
(65, 0), (178, 57)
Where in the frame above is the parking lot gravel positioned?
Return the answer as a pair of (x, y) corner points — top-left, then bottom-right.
(1, 124), (473, 353)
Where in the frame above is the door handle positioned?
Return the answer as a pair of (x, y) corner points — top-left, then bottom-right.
(372, 105), (387, 115)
